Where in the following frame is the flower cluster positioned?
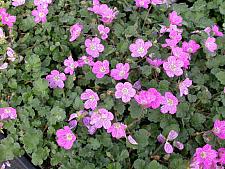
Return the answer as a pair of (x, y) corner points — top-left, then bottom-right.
(0, 8), (16, 28)
(190, 144), (225, 169)
(135, 0), (167, 8)
(157, 130), (184, 154)
(88, 0), (118, 24)
(32, 0), (52, 23)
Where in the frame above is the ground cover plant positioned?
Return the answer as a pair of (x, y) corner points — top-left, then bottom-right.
(1, 0), (225, 168)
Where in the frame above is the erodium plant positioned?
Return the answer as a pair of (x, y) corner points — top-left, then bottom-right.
(1, 0), (225, 168)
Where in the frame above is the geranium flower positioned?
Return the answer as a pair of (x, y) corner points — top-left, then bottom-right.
(163, 56), (184, 77)
(171, 47), (190, 69)
(151, 0), (167, 5)
(83, 116), (97, 135)
(115, 82), (136, 103)
(134, 88), (162, 109)
(81, 89), (99, 110)
(12, 0), (25, 7)
(90, 108), (114, 129)
(179, 78), (192, 97)
(77, 56), (94, 67)
(169, 11), (183, 26)
(205, 37), (217, 53)
(32, 6), (49, 23)
(85, 37), (104, 58)
(110, 63), (130, 80)
(193, 144), (218, 169)
(56, 126), (76, 150)
(146, 58), (164, 68)
(212, 120), (225, 140)
(98, 25), (110, 40)
(135, 0), (151, 9)
(92, 60), (110, 78)
(212, 25), (224, 37)
(129, 39), (152, 58)
(182, 40), (200, 54)
(107, 122), (127, 139)
(0, 107), (17, 120)
(69, 23), (83, 42)
(160, 92), (178, 114)
(46, 70), (66, 89)
(1, 12), (16, 28)
(64, 56), (78, 75)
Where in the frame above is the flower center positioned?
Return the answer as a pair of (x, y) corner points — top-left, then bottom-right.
(122, 88), (129, 95)
(200, 152), (207, 159)
(170, 63), (177, 71)
(119, 70), (125, 77)
(70, 63), (74, 69)
(4, 109), (11, 114)
(54, 75), (60, 81)
(213, 127), (220, 134)
(114, 123), (121, 129)
(90, 44), (96, 50)
(167, 99), (173, 106)
(137, 47), (144, 54)
(89, 95), (95, 101)
(100, 67), (106, 73)
(188, 48), (193, 53)
(140, 1), (145, 5)
(39, 12), (45, 18)
(66, 133), (73, 141)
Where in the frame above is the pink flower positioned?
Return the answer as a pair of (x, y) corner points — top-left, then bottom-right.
(77, 56), (94, 67)
(146, 58), (164, 68)
(0, 63), (8, 70)
(157, 134), (166, 143)
(212, 25), (223, 37)
(89, 2), (118, 24)
(83, 116), (98, 135)
(12, 0), (25, 7)
(171, 47), (190, 69)
(182, 40), (200, 54)
(6, 47), (16, 62)
(46, 70), (66, 89)
(193, 144), (218, 169)
(129, 39), (152, 58)
(81, 89), (99, 110)
(32, 6), (48, 23)
(115, 82), (136, 103)
(64, 56), (78, 75)
(179, 78), (192, 97)
(110, 63), (130, 80)
(164, 142), (173, 154)
(107, 122), (127, 139)
(135, 0), (151, 9)
(127, 135), (138, 145)
(56, 126), (76, 150)
(167, 130), (178, 141)
(173, 141), (184, 150)
(163, 56), (184, 77)
(218, 148), (225, 165)
(98, 25), (110, 40)
(162, 30), (182, 48)
(151, 0), (167, 5)
(92, 60), (110, 78)
(1, 12), (16, 28)
(0, 27), (5, 39)
(69, 23), (83, 42)
(85, 37), (104, 58)
(205, 37), (217, 53)
(90, 108), (114, 129)
(160, 92), (178, 114)
(0, 107), (17, 120)
(212, 120), (225, 140)
(134, 88), (162, 109)
(169, 11), (183, 26)
(34, 0), (52, 6)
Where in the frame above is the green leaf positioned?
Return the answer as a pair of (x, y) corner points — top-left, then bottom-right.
(216, 71), (225, 85)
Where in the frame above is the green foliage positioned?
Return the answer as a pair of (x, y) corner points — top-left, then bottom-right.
(1, 0), (225, 168)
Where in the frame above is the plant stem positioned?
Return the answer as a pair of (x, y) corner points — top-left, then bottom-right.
(142, 5), (152, 30)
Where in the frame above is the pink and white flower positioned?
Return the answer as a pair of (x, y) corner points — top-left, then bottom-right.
(205, 37), (217, 53)
(129, 39), (152, 58)
(163, 56), (184, 77)
(46, 70), (67, 89)
(56, 126), (76, 150)
(98, 25), (110, 40)
(110, 63), (130, 80)
(32, 6), (49, 23)
(107, 122), (127, 139)
(212, 120), (225, 140)
(115, 82), (136, 103)
(63, 56), (78, 75)
(85, 37), (104, 58)
(182, 40), (200, 54)
(179, 78), (192, 97)
(135, 0), (151, 9)
(212, 25), (224, 37)
(160, 92), (178, 114)
(92, 60), (110, 78)
(0, 107), (17, 120)
(81, 89), (99, 110)
(90, 108), (114, 129)
(169, 11), (183, 26)
(69, 23), (83, 42)
(12, 0), (25, 7)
